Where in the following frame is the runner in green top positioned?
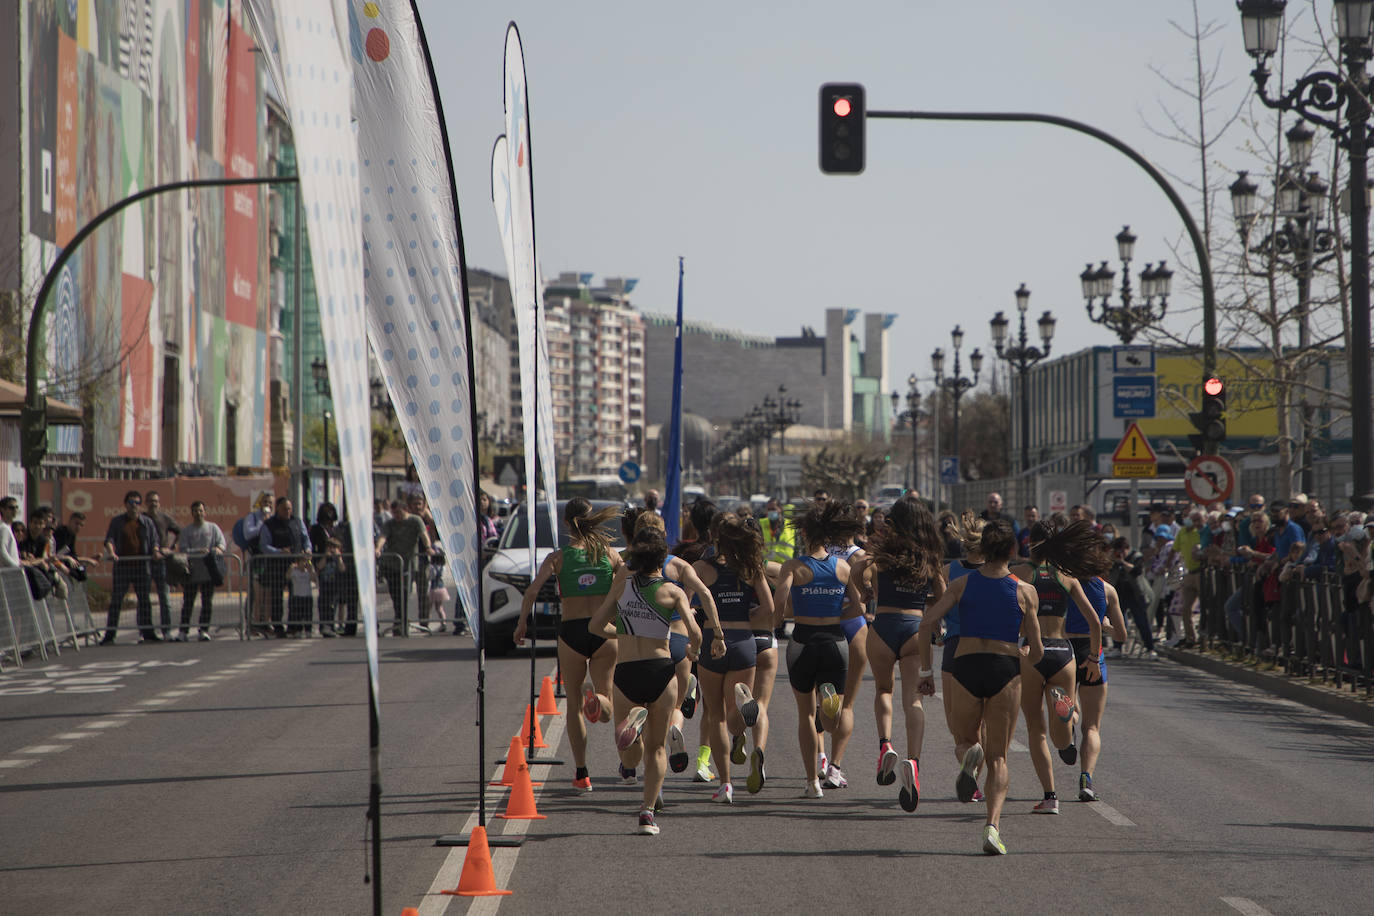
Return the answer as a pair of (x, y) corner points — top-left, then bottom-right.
(517, 499), (623, 794)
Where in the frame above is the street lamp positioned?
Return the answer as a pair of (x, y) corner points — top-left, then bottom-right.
(991, 283), (1056, 474)
(932, 326), (981, 482)
(310, 357), (333, 471)
(761, 384), (803, 454)
(1079, 225), (1173, 345)
(1236, 0), (1374, 505)
(890, 372), (922, 493)
(1231, 130), (1340, 494)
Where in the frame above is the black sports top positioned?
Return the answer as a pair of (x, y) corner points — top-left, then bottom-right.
(1030, 564), (1070, 619)
(708, 562), (756, 624)
(873, 569), (928, 612)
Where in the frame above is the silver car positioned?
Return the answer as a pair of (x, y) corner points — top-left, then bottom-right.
(480, 499), (626, 655)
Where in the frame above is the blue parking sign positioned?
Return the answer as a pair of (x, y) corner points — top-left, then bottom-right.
(1113, 376), (1156, 418)
(940, 456), (959, 485)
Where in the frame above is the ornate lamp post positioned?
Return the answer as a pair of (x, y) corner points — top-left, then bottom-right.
(310, 357), (333, 468)
(1079, 225), (1174, 345)
(761, 384), (803, 454)
(1231, 124), (1338, 494)
(931, 326), (982, 482)
(1236, 0), (1374, 505)
(890, 373), (922, 493)
(991, 284), (1056, 474)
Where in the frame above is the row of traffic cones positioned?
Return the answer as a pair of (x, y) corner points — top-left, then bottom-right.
(436, 675), (562, 899)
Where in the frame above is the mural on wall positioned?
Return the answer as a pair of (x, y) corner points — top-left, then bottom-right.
(23, 0), (269, 469)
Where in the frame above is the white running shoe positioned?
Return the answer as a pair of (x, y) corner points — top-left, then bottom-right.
(876, 745), (899, 786)
(956, 743), (984, 803)
(712, 783), (734, 805)
(616, 707), (648, 751)
(982, 824), (1007, 855)
(735, 682), (760, 727)
(801, 779), (824, 799)
(821, 763), (847, 789)
(667, 724), (688, 774)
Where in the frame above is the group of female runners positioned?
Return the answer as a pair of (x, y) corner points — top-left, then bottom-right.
(513, 495), (1122, 850)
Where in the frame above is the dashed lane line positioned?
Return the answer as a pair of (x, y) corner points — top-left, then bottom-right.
(1088, 800), (1136, 826)
(18, 745), (71, 754)
(1222, 897), (1276, 916)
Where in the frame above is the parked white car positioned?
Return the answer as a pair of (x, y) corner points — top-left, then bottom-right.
(480, 499), (626, 655)
(872, 484), (908, 510)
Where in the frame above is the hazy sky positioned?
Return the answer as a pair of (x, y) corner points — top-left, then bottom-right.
(417, 0), (1306, 398)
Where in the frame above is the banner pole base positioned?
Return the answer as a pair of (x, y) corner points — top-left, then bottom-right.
(436, 834), (525, 848)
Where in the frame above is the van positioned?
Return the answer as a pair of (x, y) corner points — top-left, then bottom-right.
(1086, 477), (1192, 538)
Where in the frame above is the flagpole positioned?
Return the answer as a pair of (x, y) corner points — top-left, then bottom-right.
(664, 258), (685, 545)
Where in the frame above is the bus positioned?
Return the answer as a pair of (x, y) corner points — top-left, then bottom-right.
(561, 475), (629, 501)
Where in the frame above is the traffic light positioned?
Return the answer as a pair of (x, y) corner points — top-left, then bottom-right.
(819, 83), (865, 174)
(1188, 375), (1226, 455)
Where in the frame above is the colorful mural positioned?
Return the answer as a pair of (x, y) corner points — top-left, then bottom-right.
(22, 0), (269, 469)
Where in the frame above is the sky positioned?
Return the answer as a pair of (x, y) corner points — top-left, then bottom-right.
(417, 0), (1312, 399)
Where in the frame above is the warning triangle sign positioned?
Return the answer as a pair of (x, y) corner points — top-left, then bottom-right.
(1111, 422), (1158, 463)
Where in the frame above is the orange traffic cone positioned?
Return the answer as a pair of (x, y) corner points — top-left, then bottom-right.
(439, 826), (513, 897)
(515, 704), (549, 750)
(536, 676), (562, 717)
(498, 755), (547, 820)
(491, 736), (542, 787)
(402, 908), (419, 915)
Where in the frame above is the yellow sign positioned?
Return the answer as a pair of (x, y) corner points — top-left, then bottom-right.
(1111, 421), (1158, 478)
(1137, 354), (1279, 438)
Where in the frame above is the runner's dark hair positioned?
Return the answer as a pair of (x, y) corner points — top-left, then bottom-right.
(625, 524), (669, 574)
(1025, 519), (1112, 580)
(711, 512), (765, 583)
(869, 497), (943, 587)
(796, 499), (867, 552)
(979, 519), (1017, 563)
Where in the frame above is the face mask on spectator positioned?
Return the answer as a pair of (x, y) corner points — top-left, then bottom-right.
(1222, 522), (1233, 533)
(1183, 518), (1194, 528)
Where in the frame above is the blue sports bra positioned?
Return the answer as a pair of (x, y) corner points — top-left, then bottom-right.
(1069, 575), (1108, 635)
(944, 559), (979, 638)
(874, 570), (927, 612)
(708, 562), (757, 624)
(956, 571), (1023, 644)
(791, 555), (846, 619)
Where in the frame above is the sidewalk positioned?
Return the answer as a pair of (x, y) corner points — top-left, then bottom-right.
(1161, 645), (1374, 728)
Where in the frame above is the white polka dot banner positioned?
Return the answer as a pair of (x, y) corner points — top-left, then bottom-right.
(502, 23), (559, 574)
(243, 0), (381, 707)
(347, 0), (480, 635)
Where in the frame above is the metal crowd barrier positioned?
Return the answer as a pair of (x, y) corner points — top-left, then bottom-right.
(90, 552), (250, 641)
(1198, 565), (1373, 696)
(243, 551), (425, 637)
(0, 567), (94, 669)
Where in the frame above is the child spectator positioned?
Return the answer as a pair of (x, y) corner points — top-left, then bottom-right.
(287, 555), (317, 637)
(426, 545), (451, 634)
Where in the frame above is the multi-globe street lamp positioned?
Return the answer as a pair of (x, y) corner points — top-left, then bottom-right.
(761, 385), (803, 454)
(990, 284), (1056, 474)
(310, 357), (333, 468)
(1079, 225), (1173, 345)
(931, 326), (982, 482)
(890, 373), (922, 494)
(1230, 122), (1339, 495)
(1236, 0), (1374, 505)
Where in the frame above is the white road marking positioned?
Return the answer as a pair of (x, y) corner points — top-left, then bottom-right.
(18, 745), (71, 755)
(158, 690), (196, 698)
(1089, 801), (1136, 826)
(135, 699), (171, 706)
(54, 732), (99, 740)
(79, 720), (128, 729)
(420, 666), (566, 916)
(0, 759), (38, 768)
(1222, 897), (1276, 916)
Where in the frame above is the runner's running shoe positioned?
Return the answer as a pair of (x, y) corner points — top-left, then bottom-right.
(680, 674), (699, 719)
(819, 683), (843, 721)
(818, 750), (828, 775)
(876, 743), (899, 786)
(638, 809), (659, 836)
(730, 733), (748, 766)
(822, 763), (848, 789)
(971, 788), (985, 803)
(1050, 686), (1076, 723)
(693, 746), (715, 783)
(582, 685), (603, 723)
(747, 748), (766, 794)
(668, 724), (689, 773)
(982, 824), (1007, 855)
(712, 783), (734, 805)
(735, 682), (760, 727)
(1059, 718), (1078, 765)
(616, 707), (649, 751)
(573, 774), (593, 794)
(1032, 796), (1060, 815)
(619, 764), (637, 785)
(956, 743), (984, 803)
(1078, 772), (1098, 802)
(898, 759), (920, 813)
(801, 779), (824, 799)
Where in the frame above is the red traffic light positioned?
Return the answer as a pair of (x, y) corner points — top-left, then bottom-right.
(1203, 376), (1224, 397)
(833, 97), (852, 118)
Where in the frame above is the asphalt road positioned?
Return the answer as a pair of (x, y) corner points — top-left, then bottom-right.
(2, 635), (1371, 916)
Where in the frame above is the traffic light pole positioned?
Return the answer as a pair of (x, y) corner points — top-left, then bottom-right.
(865, 107), (1218, 422)
(22, 175), (297, 513)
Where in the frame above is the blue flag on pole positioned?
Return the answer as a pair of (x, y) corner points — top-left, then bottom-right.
(663, 258), (685, 546)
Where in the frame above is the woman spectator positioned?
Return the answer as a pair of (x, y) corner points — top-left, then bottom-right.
(310, 503), (341, 636)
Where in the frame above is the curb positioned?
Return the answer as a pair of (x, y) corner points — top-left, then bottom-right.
(1161, 647), (1374, 728)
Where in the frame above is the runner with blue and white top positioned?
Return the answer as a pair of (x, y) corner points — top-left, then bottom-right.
(1070, 574), (1128, 802)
